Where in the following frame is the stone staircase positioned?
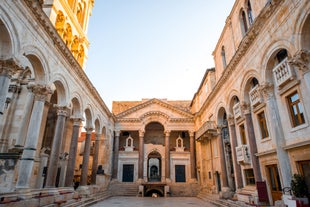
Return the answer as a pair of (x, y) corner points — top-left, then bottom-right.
(63, 187), (111, 207)
(108, 182), (139, 197)
(197, 189), (254, 207)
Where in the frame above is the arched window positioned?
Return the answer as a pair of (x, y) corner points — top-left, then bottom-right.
(55, 11), (65, 35)
(175, 135), (184, 152)
(251, 78), (259, 89)
(276, 49), (288, 64)
(240, 9), (248, 36)
(221, 46), (227, 69)
(125, 135), (134, 151)
(247, 0), (254, 25)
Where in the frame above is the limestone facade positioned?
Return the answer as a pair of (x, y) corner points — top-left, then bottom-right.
(192, 0), (310, 205)
(0, 0), (309, 206)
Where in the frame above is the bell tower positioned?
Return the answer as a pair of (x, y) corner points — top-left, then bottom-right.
(42, 0), (94, 69)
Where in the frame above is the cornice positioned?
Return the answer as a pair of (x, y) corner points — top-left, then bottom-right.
(22, 0), (112, 118)
(196, 0), (283, 117)
(116, 98), (193, 119)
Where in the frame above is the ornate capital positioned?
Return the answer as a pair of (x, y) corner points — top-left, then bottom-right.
(240, 102), (251, 115)
(227, 115), (235, 126)
(164, 130), (171, 137)
(71, 117), (83, 126)
(54, 105), (69, 117)
(9, 84), (21, 94)
(0, 58), (23, 78)
(189, 131), (195, 138)
(85, 127), (93, 134)
(115, 130), (120, 137)
(289, 49), (310, 72)
(260, 82), (274, 100)
(139, 130), (145, 138)
(32, 84), (53, 102)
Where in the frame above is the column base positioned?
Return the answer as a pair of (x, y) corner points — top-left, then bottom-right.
(219, 187), (234, 199)
(76, 185), (90, 197)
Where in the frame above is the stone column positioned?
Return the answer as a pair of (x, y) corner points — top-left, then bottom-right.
(189, 131), (197, 180)
(227, 115), (243, 189)
(112, 130), (120, 179)
(261, 83), (292, 187)
(80, 127), (93, 186)
(65, 117), (82, 187)
(165, 130), (171, 180)
(0, 84), (21, 152)
(91, 133), (101, 185)
(218, 126), (229, 188)
(289, 49), (310, 94)
(16, 84), (53, 188)
(0, 59), (20, 114)
(138, 130), (144, 180)
(242, 103), (262, 182)
(15, 83), (35, 148)
(45, 106), (68, 188)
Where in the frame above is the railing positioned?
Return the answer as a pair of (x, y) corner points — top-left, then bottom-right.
(233, 102), (242, 119)
(196, 121), (217, 140)
(273, 58), (294, 87)
(236, 145), (250, 164)
(249, 85), (263, 107)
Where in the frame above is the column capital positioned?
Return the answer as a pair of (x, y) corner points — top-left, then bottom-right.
(164, 130), (171, 137)
(0, 58), (23, 77)
(70, 117), (83, 126)
(32, 84), (54, 102)
(84, 127), (93, 134)
(288, 49), (310, 72)
(54, 105), (69, 117)
(189, 131), (195, 138)
(9, 84), (21, 94)
(240, 102), (251, 115)
(115, 130), (121, 137)
(139, 130), (145, 137)
(227, 115), (235, 126)
(260, 82), (274, 100)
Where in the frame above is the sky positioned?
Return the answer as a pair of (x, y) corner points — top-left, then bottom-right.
(85, 1), (235, 110)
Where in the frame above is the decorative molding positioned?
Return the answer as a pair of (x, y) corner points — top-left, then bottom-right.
(32, 84), (53, 102)
(22, 0), (113, 118)
(289, 49), (310, 72)
(196, 0), (283, 117)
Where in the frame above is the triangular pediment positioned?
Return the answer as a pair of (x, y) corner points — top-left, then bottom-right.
(114, 98), (193, 121)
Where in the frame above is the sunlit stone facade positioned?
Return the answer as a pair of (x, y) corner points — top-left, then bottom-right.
(0, 0), (309, 206)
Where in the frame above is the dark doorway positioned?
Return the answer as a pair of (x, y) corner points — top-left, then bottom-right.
(216, 171), (222, 192)
(122, 164), (134, 182)
(148, 151), (161, 182)
(175, 165), (186, 182)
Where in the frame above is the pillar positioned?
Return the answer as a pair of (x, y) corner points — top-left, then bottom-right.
(289, 49), (310, 94)
(16, 84), (53, 188)
(65, 117), (82, 187)
(112, 130), (120, 179)
(189, 131), (197, 179)
(165, 130), (170, 180)
(91, 133), (101, 184)
(227, 115), (243, 189)
(15, 83), (35, 148)
(242, 103), (262, 182)
(0, 59), (20, 114)
(80, 127), (93, 186)
(218, 126), (229, 188)
(45, 106), (68, 188)
(261, 83), (292, 187)
(138, 130), (144, 180)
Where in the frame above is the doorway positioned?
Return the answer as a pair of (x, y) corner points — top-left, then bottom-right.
(148, 151), (161, 182)
(122, 164), (134, 182)
(266, 165), (282, 204)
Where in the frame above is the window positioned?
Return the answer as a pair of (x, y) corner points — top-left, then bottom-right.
(276, 49), (288, 63)
(244, 169), (255, 185)
(287, 92), (305, 127)
(247, 0), (254, 25)
(221, 46), (227, 69)
(267, 165), (282, 191)
(257, 111), (269, 139)
(240, 124), (247, 144)
(241, 10), (248, 35)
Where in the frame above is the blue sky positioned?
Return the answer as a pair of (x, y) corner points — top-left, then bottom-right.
(85, 1), (235, 110)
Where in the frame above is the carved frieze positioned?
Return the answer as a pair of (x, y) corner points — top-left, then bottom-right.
(289, 49), (310, 72)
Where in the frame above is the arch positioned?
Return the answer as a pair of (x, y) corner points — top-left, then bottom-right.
(239, 69), (260, 104)
(217, 107), (227, 126)
(52, 80), (67, 106)
(84, 107), (93, 128)
(51, 73), (70, 105)
(94, 118), (101, 134)
(140, 111), (169, 130)
(71, 97), (82, 118)
(225, 90), (240, 115)
(260, 40), (296, 84)
(0, 7), (20, 58)
(293, 2), (310, 50)
(228, 94), (240, 116)
(24, 52), (48, 84)
(239, 8), (248, 36)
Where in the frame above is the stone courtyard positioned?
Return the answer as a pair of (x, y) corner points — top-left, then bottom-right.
(89, 196), (218, 207)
